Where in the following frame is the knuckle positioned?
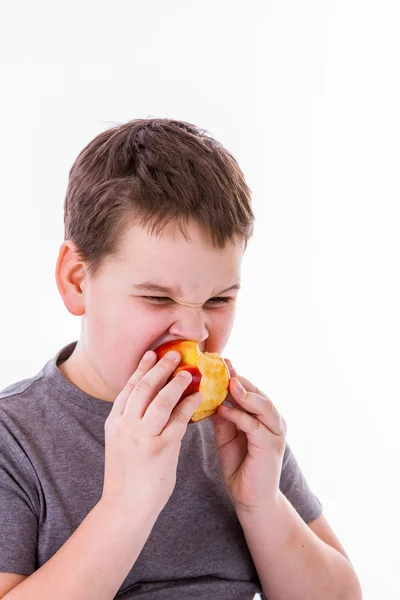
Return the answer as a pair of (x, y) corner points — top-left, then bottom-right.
(171, 409), (188, 426)
(153, 438), (169, 455)
(175, 372), (191, 387)
(153, 394), (172, 415)
(122, 380), (136, 394)
(143, 435), (164, 455)
(134, 378), (151, 394)
(255, 385), (268, 399)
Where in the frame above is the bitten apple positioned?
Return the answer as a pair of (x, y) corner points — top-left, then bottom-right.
(154, 339), (230, 422)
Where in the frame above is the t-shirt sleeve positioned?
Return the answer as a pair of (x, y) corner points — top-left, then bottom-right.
(279, 441), (323, 524)
(0, 428), (38, 575)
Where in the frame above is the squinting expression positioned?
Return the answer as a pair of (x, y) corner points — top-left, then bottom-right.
(59, 220), (245, 402)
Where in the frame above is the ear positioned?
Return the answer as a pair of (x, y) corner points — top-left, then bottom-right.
(55, 241), (87, 317)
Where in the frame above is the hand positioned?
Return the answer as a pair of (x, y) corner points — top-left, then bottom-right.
(210, 359), (287, 512)
(101, 350), (202, 520)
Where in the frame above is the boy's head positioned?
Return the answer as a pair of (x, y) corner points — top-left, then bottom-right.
(56, 118), (254, 401)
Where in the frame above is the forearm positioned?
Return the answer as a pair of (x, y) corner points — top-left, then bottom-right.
(5, 500), (157, 600)
(237, 492), (362, 600)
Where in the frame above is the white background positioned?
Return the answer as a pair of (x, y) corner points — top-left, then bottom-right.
(1, 1), (399, 598)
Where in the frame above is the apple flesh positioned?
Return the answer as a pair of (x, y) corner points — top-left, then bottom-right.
(154, 339), (230, 422)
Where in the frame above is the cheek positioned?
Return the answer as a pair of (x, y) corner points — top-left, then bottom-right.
(207, 306), (236, 352)
(91, 304), (173, 392)
(116, 304), (175, 357)
(137, 304), (174, 332)
(88, 299), (168, 357)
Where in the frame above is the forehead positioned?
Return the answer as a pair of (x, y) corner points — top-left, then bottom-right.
(113, 221), (244, 291)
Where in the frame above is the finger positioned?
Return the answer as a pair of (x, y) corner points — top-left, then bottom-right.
(223, 389), (241, 411)
(224, 373), (268, 414)
(229, 378), (284, 436)
(142, 370), (197, 436)
(110, 350), (157, 417)
(210, 408), (241, 445)
(162, 391), (204, 440)
(123, 351), (182, 421)
(235, 374), (269, 399)
(217, 404), (267, 444)
(211, 410), (249, 479)
(223, 357), (237, 378)
(222, 379), (259, 411)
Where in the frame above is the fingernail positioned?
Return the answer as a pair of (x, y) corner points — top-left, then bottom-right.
(224, 358), (235, 373)
(178, 370), (192, 381)
(165, 351), (180, 360)
(234, 379), (244, 392)
(193, 392), (203, 405)
(143, 351), (154, 361)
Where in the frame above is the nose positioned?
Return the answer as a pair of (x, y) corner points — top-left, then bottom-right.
(168, 307), (209, 346)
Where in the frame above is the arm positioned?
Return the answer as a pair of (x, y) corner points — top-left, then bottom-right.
(2, 350), (202, 600)
(4, 500), (156, 600)
(237, 492), (363, 600)
(212, 362), (362, 600)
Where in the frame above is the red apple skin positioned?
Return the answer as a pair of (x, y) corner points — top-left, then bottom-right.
(153, 340), (230, 421)
(172, 365), (202, 399)
(153, 340), (202, 401)
(153, 339), (197, 362)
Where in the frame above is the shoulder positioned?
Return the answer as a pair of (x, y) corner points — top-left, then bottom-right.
(0, 369), (49, 462)
(0, 371), (45, 403)
(0, 370), (48, 437)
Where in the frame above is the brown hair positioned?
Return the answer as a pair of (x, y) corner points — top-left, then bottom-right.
(64, 117), (255, 278)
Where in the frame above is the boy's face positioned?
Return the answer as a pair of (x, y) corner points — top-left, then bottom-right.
(57, 219), (245, 402)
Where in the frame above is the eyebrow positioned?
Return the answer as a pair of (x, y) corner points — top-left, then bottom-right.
(130, 282), (241, 295)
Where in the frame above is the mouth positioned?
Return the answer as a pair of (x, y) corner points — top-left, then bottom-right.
(149, 339), (207, 354)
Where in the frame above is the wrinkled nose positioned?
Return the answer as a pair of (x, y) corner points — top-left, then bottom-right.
(168, 309), (209, 346)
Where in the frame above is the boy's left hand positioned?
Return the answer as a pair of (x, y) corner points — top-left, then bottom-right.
(210, 359), (287, 512)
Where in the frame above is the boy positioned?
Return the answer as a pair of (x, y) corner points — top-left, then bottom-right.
(0, 118), (362, 599)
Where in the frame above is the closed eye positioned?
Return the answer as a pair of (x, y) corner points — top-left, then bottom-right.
(143, 296), (233, 306)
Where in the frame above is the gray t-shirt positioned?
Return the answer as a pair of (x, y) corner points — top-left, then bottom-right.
(0, 341), (323, 599)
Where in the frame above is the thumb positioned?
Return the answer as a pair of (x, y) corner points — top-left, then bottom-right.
(210, 408), (239, 442)
(223, 357), (237, 379)
(233, 374), (268, 399)
(224, 358), (266, 398)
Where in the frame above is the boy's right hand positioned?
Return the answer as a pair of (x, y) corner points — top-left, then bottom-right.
(100, 350), (202, 521)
